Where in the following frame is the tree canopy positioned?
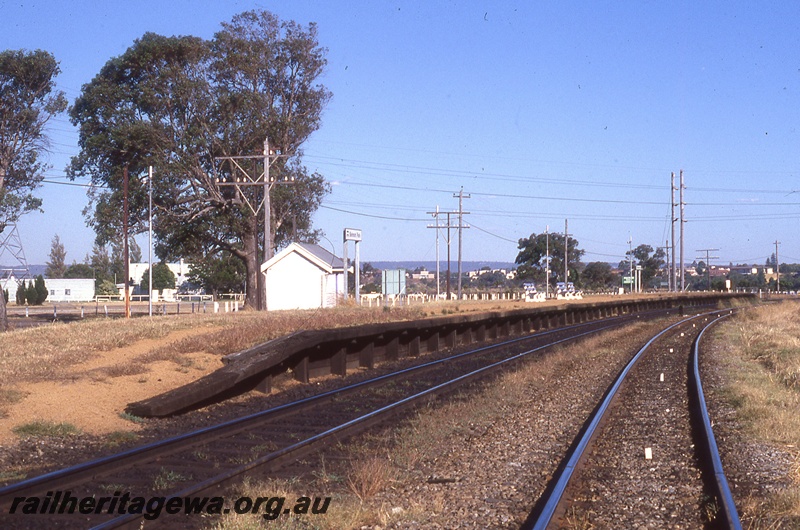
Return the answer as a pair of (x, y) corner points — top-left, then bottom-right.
(581, 261), (618, 289)
(625, 244), (666, 288)
(45, 234), (67, 278)
(140, 262), (176, 292)
(187, 251), (245, 297)
(515, 232), (585, 286)
(64, 262), (94, 279)
(0, 49), (67, 329)
(68, 10), (331, 309)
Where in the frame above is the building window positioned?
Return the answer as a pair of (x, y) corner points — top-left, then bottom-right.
(65, 289), (71, 296)
(50, 290), (55, 295)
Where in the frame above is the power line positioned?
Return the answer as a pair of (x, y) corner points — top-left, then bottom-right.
(307, 155), (665, 190)
(307, 142), (800, 179)
(469, 223), (518, 244)
(340, 181), (666, 205)
(307, 152), (800, 194)
(320, 205), (427, 222)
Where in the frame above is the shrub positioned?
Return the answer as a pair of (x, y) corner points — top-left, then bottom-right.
(34, 275), (48, 304)
(16, 281), (26, 304)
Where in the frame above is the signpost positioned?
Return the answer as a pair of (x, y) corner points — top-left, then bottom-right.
(343, 228), (362, 304)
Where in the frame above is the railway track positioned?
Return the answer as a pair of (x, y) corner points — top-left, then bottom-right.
(525, 309), (741, 529)
(0, 309), (669, 529)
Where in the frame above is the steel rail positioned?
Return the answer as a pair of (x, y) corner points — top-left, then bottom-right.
(0, 311), (644, 503)
(90, 322), (626, 529)
(530, 310), (733, 529)
(691, 310), (743, 530)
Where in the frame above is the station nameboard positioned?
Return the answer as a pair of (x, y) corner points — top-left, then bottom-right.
(344, 228), (362, 242)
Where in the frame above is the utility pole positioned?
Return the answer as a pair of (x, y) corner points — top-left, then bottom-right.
(545, 226), (550, 299)
(148, 166), (153, 317)
(679, 170), (686, 291)
(427, 206), (441, 299)
(696, 248), (720, 291)
(428, 211), (456, 300)
(671, 172), (677, 292)
(628, 236), (634, 294)
(263, 138), (272, 265)
(215, 139), (290, 310)
(453, 187), (470, 301)
(657, 242), (669, 291)
(774, 240), (781, 292)
(564, 219), (569, 287)
(123, 166), (130, 319)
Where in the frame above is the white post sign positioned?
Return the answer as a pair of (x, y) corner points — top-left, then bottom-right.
(343, 228), (362, 304)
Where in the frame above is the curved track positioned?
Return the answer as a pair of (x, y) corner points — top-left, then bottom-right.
(525, 310), (741, 529)
(0, 310), (666, 529)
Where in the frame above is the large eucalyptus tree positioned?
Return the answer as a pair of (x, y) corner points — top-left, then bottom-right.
(69, 10), (331, 308)
(0, 49), (67, 330)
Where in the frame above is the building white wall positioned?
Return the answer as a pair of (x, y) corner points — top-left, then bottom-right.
(45, 278), (96, 302)
(129, 259), (192, 287)
(322, 272), (345, 308)
(264, 251), (343, 310)
(3, 276), (95, 303)
(1, 274), (22, 303)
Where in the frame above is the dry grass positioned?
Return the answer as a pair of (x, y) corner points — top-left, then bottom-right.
(0, 386), (27, 418)
(205, 476), (363, 530)
(0, 306), (426, 383)
(347, 456), (395, 501)
(715, 302), (800, 527)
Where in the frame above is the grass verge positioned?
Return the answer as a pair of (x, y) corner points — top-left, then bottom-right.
(714, 302), (800, 527)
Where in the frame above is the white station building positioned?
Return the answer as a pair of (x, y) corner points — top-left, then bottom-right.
(261, 242), (346, 311)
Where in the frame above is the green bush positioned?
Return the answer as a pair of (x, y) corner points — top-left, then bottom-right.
(16, 281), (26, 305)
(26, 282), (38, 305)
(21, 276), (48, 305)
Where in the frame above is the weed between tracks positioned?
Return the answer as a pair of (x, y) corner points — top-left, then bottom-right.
(714, 302), (800, 527)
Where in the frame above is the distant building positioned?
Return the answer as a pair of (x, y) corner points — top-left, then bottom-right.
(2, 274), (95, 303)
(708, 265), (730, 277)
(45, 278), (96, 302)
(411, 268), (435, 280)
(1, 271), (25, 302)
(467, 268), (515, 280)
(261, 242), (346, 311)
(128, 259), (192, 288)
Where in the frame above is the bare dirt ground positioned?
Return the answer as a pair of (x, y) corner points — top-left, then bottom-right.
(0, 328), (222, 445)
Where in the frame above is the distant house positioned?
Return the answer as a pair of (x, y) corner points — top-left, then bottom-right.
(411, 268), (435, 280)
(708, 265), (730, 277)
(128, 259), (192, 288)
(1, 271), (25, 302)
(1, 273), (95, 303)
(261, 242), (346, 311)
(45, 278), (96, 302)
(730, 265), (759, 275)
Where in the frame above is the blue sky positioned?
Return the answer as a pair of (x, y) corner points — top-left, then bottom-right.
(3, 1), (800, 268)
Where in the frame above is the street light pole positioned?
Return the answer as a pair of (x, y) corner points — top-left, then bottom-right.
(148, 165), (153, 317)
(628, 236), (633, 294)
(123, 166), (130, 319)
(545, 226), (550, 299)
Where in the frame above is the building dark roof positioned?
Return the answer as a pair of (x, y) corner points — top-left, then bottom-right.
(296, 243), (345, 270)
